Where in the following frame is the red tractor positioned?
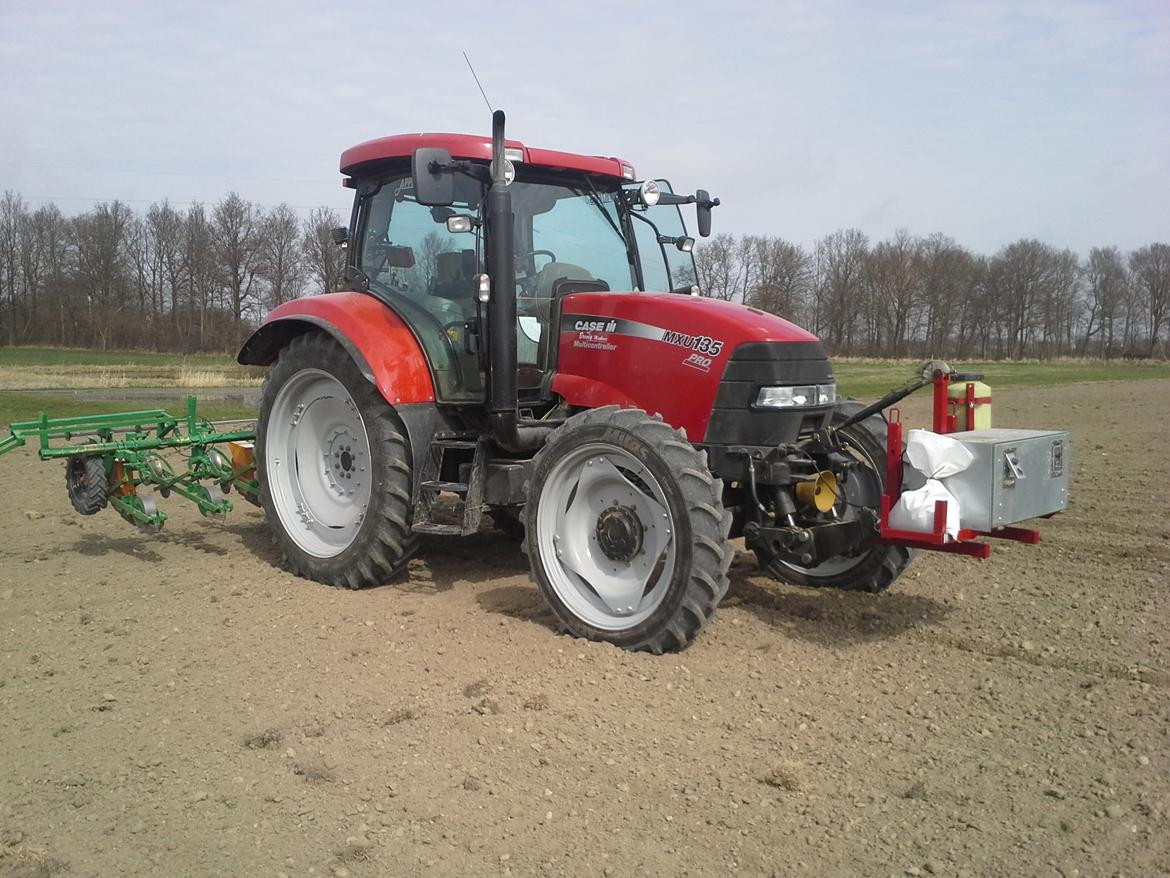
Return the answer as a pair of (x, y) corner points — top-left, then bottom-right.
(237, 112), (913, 652)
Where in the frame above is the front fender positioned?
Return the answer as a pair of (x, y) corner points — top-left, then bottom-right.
(238, 292), (435, 405)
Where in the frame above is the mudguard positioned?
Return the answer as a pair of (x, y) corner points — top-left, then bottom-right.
(237, 292), (435, 405)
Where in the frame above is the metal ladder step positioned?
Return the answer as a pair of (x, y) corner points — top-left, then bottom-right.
(411, 522), (465, 536)
(410, 436), (488, 537)
(420, 480), (469, 494)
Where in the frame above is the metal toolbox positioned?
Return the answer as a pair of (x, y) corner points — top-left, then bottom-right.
(943, 428), (1070, 531)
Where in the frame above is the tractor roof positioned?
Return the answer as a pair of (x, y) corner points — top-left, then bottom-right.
(339, 133), (634, 181)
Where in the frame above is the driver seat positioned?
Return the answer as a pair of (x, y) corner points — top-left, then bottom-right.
(533, 262), (594, 298)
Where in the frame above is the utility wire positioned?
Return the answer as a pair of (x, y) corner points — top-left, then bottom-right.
(9, 194), (344, 212)
(0, 160), (327, 186)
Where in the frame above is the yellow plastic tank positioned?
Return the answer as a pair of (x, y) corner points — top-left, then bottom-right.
(947, 380), (992, 431)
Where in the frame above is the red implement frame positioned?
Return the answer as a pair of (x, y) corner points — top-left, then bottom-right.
(876, 372), (1040, 557)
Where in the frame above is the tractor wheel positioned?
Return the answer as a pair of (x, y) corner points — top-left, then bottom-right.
(524, 406), (732, 653)
(256, 332), (418, 588)
(754, 401), (912, 593)
(65, 454), (108, 516)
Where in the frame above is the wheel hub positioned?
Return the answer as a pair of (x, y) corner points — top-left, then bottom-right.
(595, 504), (644, 562)
(325, 428), (364, 496)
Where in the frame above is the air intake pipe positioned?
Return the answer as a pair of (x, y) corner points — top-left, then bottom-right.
(486, 110), (552, 452)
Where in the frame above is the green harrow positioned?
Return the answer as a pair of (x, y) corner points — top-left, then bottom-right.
(0, 397), (258, 531)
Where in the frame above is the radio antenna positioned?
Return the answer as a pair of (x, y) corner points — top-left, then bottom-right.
(463, 51), (494, 113)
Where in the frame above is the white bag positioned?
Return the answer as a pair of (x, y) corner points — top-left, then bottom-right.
(905, 429), (974, 479)
(888, 478), (961, 539)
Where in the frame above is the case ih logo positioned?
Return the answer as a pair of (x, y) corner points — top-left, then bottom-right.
(574, 319), (618, 333)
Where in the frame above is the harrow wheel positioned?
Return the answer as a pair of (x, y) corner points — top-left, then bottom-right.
(257, 332), (418, 589)
(65, 454), (108, 516)
(524, 406), (732, 654)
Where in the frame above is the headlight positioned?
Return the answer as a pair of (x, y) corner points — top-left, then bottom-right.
(640, 179), (660, 207)
(755, 383), (836, 408)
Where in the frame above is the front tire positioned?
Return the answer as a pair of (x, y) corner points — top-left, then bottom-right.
(754, 401), (912, 592)
(256, 332), (417, 588)
(524, 406), (732, 653)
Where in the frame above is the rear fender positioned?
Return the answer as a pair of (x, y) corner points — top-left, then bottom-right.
(238, 292), (435, 405)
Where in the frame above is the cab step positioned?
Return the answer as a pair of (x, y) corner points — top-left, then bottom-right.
(411, 434), (487, 537)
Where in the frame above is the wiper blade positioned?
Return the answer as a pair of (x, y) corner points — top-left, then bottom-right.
(582, 176), (626, 246)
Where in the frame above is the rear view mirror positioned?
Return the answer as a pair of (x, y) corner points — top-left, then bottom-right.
(696, 189), (717, 237)
(386, 245), (415, 269)
(412, 148), (455, 206)
(330, 226), (349, 246)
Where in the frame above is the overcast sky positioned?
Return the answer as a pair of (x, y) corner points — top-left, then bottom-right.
(0, 0), (1166, 255)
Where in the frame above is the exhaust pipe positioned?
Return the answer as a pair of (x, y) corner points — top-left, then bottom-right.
(486, 110), (551, 453)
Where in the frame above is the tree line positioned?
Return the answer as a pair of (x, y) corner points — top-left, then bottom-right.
(694, 230), (1169, 359)
(1, 190), (1167, 358)
(0, 192), (346, 352)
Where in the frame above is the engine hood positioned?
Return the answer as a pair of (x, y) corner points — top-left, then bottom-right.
(551, 292), (829, 443)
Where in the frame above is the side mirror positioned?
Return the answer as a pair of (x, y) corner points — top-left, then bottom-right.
(446, 215), (475, 233)
(695, 189), (719, 238)
(659, 234), (694, 253)
(330, 226), (349, 246)
(412, 147), (455, 206)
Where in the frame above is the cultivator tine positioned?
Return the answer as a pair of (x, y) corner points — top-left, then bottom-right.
(0, 396), (257, 533)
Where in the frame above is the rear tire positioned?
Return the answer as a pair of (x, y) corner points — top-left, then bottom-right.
(754, 401), (912, 593)
(256, 332), (418, 588)
(524, 406), (732, 653)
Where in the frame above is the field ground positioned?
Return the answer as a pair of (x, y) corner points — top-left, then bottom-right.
(0, 379), (1167, 877)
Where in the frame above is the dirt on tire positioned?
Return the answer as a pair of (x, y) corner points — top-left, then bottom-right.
(1, 380), (1167, 877)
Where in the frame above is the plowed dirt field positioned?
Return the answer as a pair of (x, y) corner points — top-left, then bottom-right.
(1, 380), (1167, 878)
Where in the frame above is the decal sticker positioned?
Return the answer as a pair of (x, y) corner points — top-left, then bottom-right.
(562, 314), (726, 359)
(682, 352), (713, 372)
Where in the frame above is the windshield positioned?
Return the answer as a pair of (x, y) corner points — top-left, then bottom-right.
(511, 177), (635, 295)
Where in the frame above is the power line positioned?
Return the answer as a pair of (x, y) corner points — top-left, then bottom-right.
(0, 160), (330, 186)
(10, 194), (345, 212)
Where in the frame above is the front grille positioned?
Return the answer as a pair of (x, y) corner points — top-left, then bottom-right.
(703, 341), (835, 446)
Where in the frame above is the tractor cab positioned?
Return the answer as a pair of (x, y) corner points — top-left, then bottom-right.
(338, 131), (709, 406)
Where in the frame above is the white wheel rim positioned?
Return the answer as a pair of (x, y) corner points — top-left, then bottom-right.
(265, 369), (372, 558)
(535, 442), (677, 631)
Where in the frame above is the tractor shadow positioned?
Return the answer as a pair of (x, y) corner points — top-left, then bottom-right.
(213, 519), (284, 566)
(215, 514), (530, 594)
(475, 584), (560, 632)
(725, 558), (950, 647)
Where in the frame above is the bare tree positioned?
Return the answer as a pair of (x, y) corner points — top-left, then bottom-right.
(865, 229), (919, 357)
(1081, 247), (1127, 357)
(814, 229), (868, 353)
(1130, 244), (1170, 355)
(73, 201), (133, 350)
(694, 233), (753, 302)
(211, 192), (262, 330)
(744, 236), (812, 323)
(0, 192), (24, 345)
(301, 206), (346, 295)
(259, 204), (304, 308)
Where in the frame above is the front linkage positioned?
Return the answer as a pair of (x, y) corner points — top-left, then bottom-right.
(0, 397), (258, 531)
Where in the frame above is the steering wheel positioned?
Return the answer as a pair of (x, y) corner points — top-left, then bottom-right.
(525, 249), (557, 267)
(518, 250), (558, 298)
